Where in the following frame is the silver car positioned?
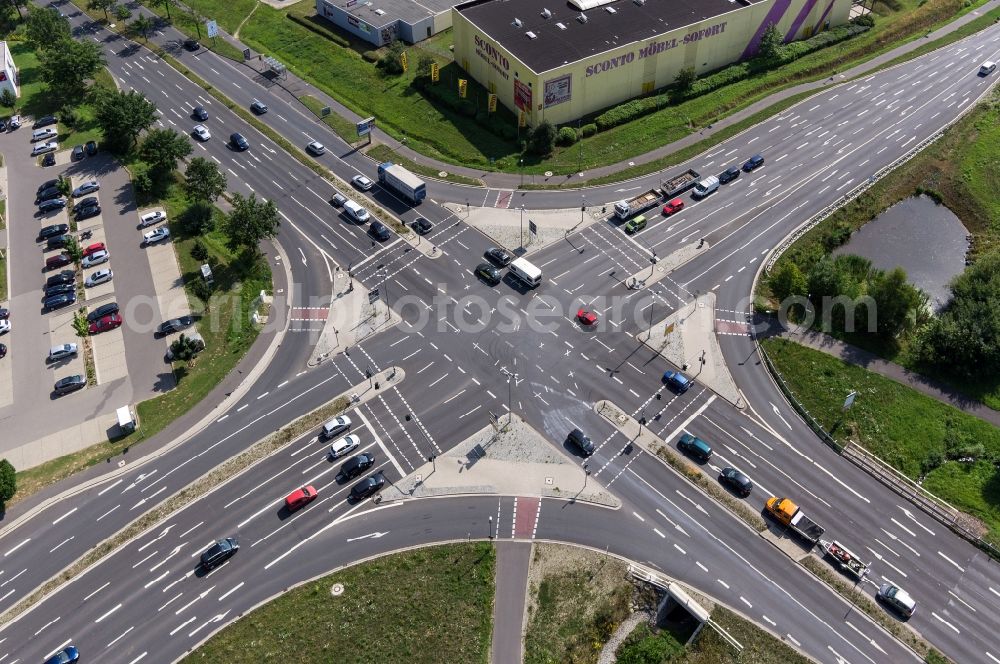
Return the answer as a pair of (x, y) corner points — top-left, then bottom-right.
(48, 343), (79, 362)
(85, 268), (113, 287)
(81, 250), (109, 268)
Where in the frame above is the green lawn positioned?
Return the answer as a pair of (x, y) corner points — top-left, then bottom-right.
(186, 543), (495, 663)
(762, 337), (1000, 545)
(298, 93), (358, 144)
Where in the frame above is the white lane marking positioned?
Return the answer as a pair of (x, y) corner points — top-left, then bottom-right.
(937, 550), (966, 573)
(52, 507), (78, 524)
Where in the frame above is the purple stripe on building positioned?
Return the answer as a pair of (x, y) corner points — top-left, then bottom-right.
(741, 0), (794, 60)
(812, 0), (837, 35)
(784, 0), (822, 43)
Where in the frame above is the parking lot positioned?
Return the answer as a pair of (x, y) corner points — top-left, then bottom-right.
(0, 120), (192, 465)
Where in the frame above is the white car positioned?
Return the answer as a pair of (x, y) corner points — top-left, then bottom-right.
(72, 180), (100, 197)
(306, 141), (325, 156)
(321, 415), (352, 439)
(48, 343), (78, 362)
(0, 320), (10, 334)
(85, 268), (114, 287)
(31, 127), (57, 142)
(329, 433), (360, 459)
(143, 227), (171, 245)
(352, 175), (374, 191)
(139, 210), (166, 227)
(8, 115), (21, 129)
(81, 250), (109, 268)
(192, 124), (211, 141)
(31, 141), (58, 156)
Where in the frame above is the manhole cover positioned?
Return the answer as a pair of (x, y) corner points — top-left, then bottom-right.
(438, 171), (448, 177)
(331, 583), (344, 596)
(544, 171), (553, 177)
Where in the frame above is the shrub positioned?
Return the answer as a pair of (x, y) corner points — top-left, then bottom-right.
(526, 121), (556, 155)
(376, 41), (407, 75)
(581, 123), (597, 137)
(0, 88), (16, 109)
(556, 125), (577, 146)
(0, 459), (16, 505)
(191, 239), (209, 262)
(852, 13), (876, 27)
(362, 50), (379, 63)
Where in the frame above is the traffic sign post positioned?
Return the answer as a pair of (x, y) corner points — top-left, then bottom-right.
(368, 288), (380, 304)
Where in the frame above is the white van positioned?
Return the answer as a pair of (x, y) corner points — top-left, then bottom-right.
(116, 405), (136, 434)
(509, 257), (542, 288)
(31, 127), (58, 142)
(692, 175), (720, 199)
(343, 199), (369, 223)
(980, 61), (996, 76)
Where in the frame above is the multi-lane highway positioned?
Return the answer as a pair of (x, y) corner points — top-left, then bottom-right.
(2, 1), (1000, 662)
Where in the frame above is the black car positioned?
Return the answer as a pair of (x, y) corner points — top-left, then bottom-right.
(184, 38), (200, 51)
(200, 537), (239, 570)
(45, 292), (77, 311)
(0, 119), (6, 133)
(47, 270), (76, 288)
(38, 178), (60, 193)
(368, 221), (391, 242)
(0, 343), (6, 359)
(33, 115), (58, 128)
(38, 223), (70, 241)
(75, 205), (102, 221)
(718, 166), (740, 184)
(484, 246), (513, 267)
(742, 154), (764, 172)
(475, 262), (501, 286)
(45, 283), (76, 298)
(230, 132), (249, 151)
(71, 144), (85, 161)
(567, 428), (594, 456)
(53, 374), (86, 395)
(158, 316), (194, 335)
(46, 234), (73, 250)
(85, 140), (98, 156)
(349, 473), (386, 502)
(412, 217), (433, 234)
(87, 301), (119, 322)
(36, 186), (62, 203)
(38, 198), (66, 212)
(0, 307), (8, 320)
(340, 453), (375, 481)
(193, 106), (209, 121)
(42, 152), (56, 167)
(719, 467), (754, 497)
(73, 196), (98, 213)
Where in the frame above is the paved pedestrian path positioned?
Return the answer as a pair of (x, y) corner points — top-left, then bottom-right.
(778, 325), (1000, 428)
(492, 541), (532, 664)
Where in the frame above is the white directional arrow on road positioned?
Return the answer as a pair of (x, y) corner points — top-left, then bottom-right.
(769, 402), (793, 430)
(346, 531), (389, 542)
(188, 610), (232, 638)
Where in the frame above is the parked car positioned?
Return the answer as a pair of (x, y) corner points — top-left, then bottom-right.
(475, 262), (501, 286)
(85, 140), (98, 156)
(0, 118), (6, 132)
(192, 105), (208, 120)
(75, 205), (101, 221)
(718, 166), (741, 184)
(71, 144), (84, 161)
(143, 227), (171, 245)
(46, 234), (72, 250)
(339, 453), (375, 481)
(677, 433), (712, 462)
(81, 249), (110, 268)
(567, 428), (594, 456)
(45, 283), (76, 298)
(876, 583), (916, 618)
(349, 473), (385, 502)
(38, 223), (70, 241)
(284, 485), (318, 511)
(53, 374), (86, 395)
(0, 343), (6, 359)
(83, 242), (106, 257)
(663, 370), (691, 393)
(484, 246), (513, 267)
(38, 197), (67, 212)
(48, 343), (79, 362)
(250, 99), (268, 114)
(0, 319), (9, 334)
(200, 537), (239, 570)
(742, 154), (765, 172)
(368, 221), (391, 242)
(306, 140), (325, 155)
(0, 307), (7, 320)
(44, 292), (76, 311)
(89, 313), (122, 334)
(719, 467), (753, 497)
(85, 268), (114, 287)
(321, 415), (352, 440)
(87, 302), (119, 322)
(662, 198), (684, 215)
(43, 645), (79, 664)
(31, 127), (57, 142)
(330, 192), (347, 207)
(139, 210), (167, 227)
(8, 114), (21, 130)
(352, 174), (374, 191)
(32, 141), (58, 156)
(576, 309), (597, 325)
(33, 115), (58, 128)
(36, 186), (63, 203)
(158, 316), (193, 335)
(192, 124), (211, 141)
(412, 217), (433, 234)
(72, 180), (100, 197)
(229, 132), (250, 151)
(38, 178), (60, 193)
(46, 270), (76, 288)
(42, 152), (56, 167)
(46, 254), (72, 270)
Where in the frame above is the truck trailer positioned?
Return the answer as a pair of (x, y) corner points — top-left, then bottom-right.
(614, 188), (662, 220)
(377, 162), (426, 205)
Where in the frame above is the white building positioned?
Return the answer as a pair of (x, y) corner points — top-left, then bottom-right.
(0, 42), (19, 100)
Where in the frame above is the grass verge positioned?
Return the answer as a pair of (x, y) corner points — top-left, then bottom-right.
(185, 542), (495, 662)
(365, 144), (483, 187)
(298, 93), (359, 144)
(761, 337), (1000, 547)
(0, 393), (350, 629)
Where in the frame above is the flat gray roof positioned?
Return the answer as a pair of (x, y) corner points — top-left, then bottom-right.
(323, 0), (456, 28)
(458, 0), (754, 73)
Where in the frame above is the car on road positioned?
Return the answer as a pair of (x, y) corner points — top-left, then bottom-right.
(349, 473), (385, 502)
(306, 140), (325, 156)
(284, 485), (318, 511)
(44, 292), (76, 311)
(368, 221), (391, 242)
(719, 467), (753, 497)
(31, 127), (57, 142)
(87, 302), (119, 322)
(339, 452), (375, 481)
(576, 309), (597, 326)
(200, 537), (239, 570)
(143, 227), (171, 245)
(412, 217), (433, 234)
(484, 247), (513, 267)
(38, 197), (67, 212)
(33, 115), (58, 128)
(46, 270), (76, 288)
(192, 124), (211, 141)
(45, 283), (76, 298)
(85, 268), (114, 287)
(81, 249), (110, 268)
(85, 140), (98, 156)
(38, 223), (70, 241)
(979, 60), (996, 76)
(250, 99), (268, 114)
(352, 174), (374, 191)
(329, 433), (361, 459)
(73, 196), (98, 212)
(71, 144), (84, 161)
(677, 433), (712, 462)
(32, 141), (58, 156)
(158, 316), (194, 335)
(321, 415), (352, 439)
(48, 343), (78, 362)
(567, 428), (594, 456)
(72, 180), (100, 197)
(475, 262), (501, 286)
(742, 154), (764, 172)
(663, 370), (691, 393)
(184, 38), (199, 51)
(43, 645), (79, 664)
(42, 152), (56, 167)
(662, 198), (684, 215)
(876, 583), (916, 618)
(36, 186), (63, 203)
(0, 320), (9, 334)
(53, 374), (86, 395)
(230, 132), (250, 151)
(330, 192), (347, 207)
(139, 210), (166, 227)
(75, 205), (101, 221)
(46, 253), (72, 270)
(624, 215), (647, 234)
(83, 242), (106, 256)
(192, 105), (208, 120)
(719, 166), (741, 184)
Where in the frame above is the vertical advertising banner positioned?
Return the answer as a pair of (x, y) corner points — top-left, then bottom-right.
(458, 79), (468, 98)
(542, 74), (572, 108)
(431, 62), (440, 82)
(488, 94), (497, 113)
(513, 79), (532, 111)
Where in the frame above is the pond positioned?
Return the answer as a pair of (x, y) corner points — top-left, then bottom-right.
(833, 195), (970, 312)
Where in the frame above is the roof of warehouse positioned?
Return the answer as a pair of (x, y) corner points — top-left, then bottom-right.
(457, 0), (753, 73)
(320, 0), (455, 28)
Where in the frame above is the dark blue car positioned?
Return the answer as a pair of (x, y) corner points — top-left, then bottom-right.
(742, 154), (764, 172)
(44, 645), (79, 664)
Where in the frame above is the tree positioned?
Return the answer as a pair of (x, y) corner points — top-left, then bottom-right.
(184, 157), (227, 203)
(416, 53), (436, 78)
(133, 14), (153, 40)
(674, 66), (696, 93)
(0, 88), (15, 109)
(526, 120), (556, 156)
(0, 459), (15, 506)
(25, 6), (71, 50)
(868, 267), (923, 339)
(758, 23), (785, 64)
(770, 261), (808, 303)
(87, 0), (114, 20)
(114, 3), (131, 21)
(64, 236), (82, 264)
(170, 334), (202, 361)
(8, 0), (27, 20)
(140, 128), (192, 176)
(38, 39), (105, 105)
(377, 41), (407, 75)
(94, 89), (157, 152)
(159, 0), (174, 20)
(221, 192), (280, 256)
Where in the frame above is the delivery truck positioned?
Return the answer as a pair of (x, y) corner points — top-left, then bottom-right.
(377, 162), (427, 205)
(765, 496), (825, 545)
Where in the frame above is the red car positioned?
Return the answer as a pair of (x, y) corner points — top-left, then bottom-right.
(46, 254), (72, 270)
(662, 198), (684, 215)
(285, 485), (318, 511)
(577, 309), (598, 325)
(88, 312), (122, 334)
(83, 242), (107, 257)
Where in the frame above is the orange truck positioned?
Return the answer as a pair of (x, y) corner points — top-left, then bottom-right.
(765, 496), (825, 545)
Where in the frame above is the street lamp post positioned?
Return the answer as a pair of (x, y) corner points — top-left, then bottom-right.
(581, 194), (586, 225)
(376, 263), (390, 328)
(520, 158), (524, 188)
(519, 205), (525, 251)
(488, 515), (494, 540)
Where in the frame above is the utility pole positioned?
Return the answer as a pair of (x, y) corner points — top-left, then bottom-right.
(581, 194), (586, 225)
(501, 360), (518, 425)
(519, 205), (525, 251)
(376, 263), (390, 328)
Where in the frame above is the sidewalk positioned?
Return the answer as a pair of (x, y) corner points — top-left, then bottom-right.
(778, 325), (1000, 428)
(492, 541), (531, 664)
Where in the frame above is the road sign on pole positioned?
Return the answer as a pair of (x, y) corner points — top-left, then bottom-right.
(321, 106), (331, 117)
(843, 390), (858, 411)
(243, 48), (251, 60)
(489, 411), (499, 431)
(356, 117), (376, 137)
(368, 289), (380, 304)
(206, 20), (218, 38)
(528, 220), (537, 236)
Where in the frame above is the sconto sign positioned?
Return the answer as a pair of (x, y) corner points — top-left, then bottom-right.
(585, 20), (729, 77)
(474, 34), (511, 80)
